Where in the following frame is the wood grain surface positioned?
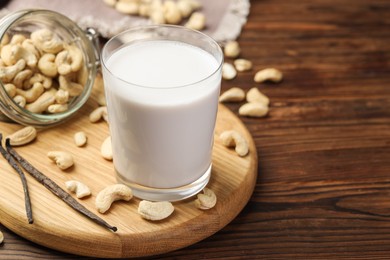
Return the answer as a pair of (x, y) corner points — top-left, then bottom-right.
(1, 0), (390, 259)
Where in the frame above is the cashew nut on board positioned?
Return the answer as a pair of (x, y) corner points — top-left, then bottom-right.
(220, 130), (249, 157)
(101, 136), (113, 161)
(47, 151), (74, 170)
(89, 106), (108, 123)
(74, 131), (87, 147)
(95, 184), (133, 213)
(195, 188), (217, 210)
(6, 126), (37, 146)
(65, 180), (91, 199)
(138, 200), (174, 221)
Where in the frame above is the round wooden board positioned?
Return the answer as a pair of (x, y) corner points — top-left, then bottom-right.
(0, 86), (258, 258)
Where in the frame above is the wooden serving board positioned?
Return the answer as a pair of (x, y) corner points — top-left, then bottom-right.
(0, 86), (258, 258)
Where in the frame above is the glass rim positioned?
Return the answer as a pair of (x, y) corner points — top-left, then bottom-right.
(101, 24), (223, 90)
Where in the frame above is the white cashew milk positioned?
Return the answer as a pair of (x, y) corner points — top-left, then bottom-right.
(103, 40), (221, 189)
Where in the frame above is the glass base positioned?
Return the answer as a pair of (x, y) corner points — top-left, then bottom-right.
(116, 164), (211, 201)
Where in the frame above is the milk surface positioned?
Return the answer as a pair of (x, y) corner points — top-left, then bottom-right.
(104, 40), (221, 188)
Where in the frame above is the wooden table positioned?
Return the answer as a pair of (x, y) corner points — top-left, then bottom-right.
(1, 0), (390, 259)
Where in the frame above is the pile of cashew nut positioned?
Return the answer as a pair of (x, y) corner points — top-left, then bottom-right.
(103, 0), (206, 31)
(0, 28), (85, 114)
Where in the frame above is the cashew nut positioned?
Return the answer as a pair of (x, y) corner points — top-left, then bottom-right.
(220, 130), (249, 157)
(177, 0), (195, 18)
(101, 136), (113, 161)
(4, 83), (16, 98)
(138, 200), (174, 221)
(38, 53), (57, 77)
(25, 88), (56, 113)
(150, 10), (166, 24)
(13, 95), (26, 107)
(55, 45), (83, 75)
(65, 180), (91, 199)
(1, 44), (37, 67)
(10, 34), (26, 45)
(234, 58), (252, 72)
(58, 75), (83, 97)
(115, 1), (139, 14)
(219, 87), (245, 102)
(239, 102), (269, 118)
(139, 3), (151, 17)
(74, 131), (87, 147)
(246, 87), (270, 106)
(254, 68), (283, 83)
(13, 69), (33, 88)
(224, 41), (241, 58)
(89, 106), (108, 123)
(95, 184), (133, 213)
(185, 12), (206, 30)
(47, 151), (74, 170)
(195, 188), (217, 210)
(222, 62), (237, 80)
(22, 39), (41, 60)
(47, 103), (68, 113)
(54, 89), (69, 104)
(27, 73), (52, 89)
(0, 59), (26, 83)
(6, 126), (37, 146)
(30, 28), (63, 54)
(163, 1), (182, 24)
(103, 0), (117, 6)
(16, 82), (44, 103)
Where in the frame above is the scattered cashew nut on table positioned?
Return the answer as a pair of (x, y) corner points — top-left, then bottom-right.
(224, 41), (241, 58)
(234, 58), (253, 72)
(246, 87), (270, 106)
(138, 200), (174, 221)
(222, 62), (237, 80)
(219, 87), (245, 103)
(239, 102), (269, 118)
(254, 68), (283, 83)
(95, 184), (133, 214)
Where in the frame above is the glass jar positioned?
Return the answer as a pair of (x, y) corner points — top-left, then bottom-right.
(0, 9), (99, 127)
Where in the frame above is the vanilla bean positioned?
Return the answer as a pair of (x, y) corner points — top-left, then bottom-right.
(0, 134), (33, 224)
(5, 139), (117, 232)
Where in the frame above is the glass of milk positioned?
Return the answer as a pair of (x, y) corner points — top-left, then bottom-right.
(101, 25), (223, 201)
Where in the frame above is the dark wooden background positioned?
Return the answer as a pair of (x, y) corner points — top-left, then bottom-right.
(1, 0), (390, 259)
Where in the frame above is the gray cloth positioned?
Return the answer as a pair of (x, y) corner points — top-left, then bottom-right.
(0, 0), (250, 42)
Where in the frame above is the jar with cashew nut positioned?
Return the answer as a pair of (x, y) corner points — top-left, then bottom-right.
(0, 9), (99, 127)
